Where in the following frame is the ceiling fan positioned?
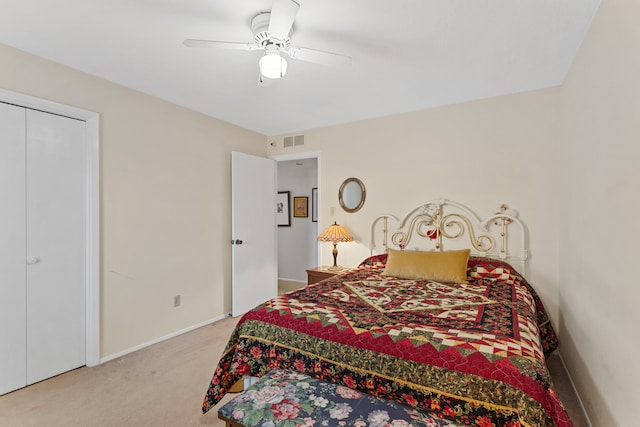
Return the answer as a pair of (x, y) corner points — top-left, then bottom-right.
(183, 0), (351, 80)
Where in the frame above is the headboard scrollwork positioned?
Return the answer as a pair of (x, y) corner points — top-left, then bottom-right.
(370, 199), (529, 273)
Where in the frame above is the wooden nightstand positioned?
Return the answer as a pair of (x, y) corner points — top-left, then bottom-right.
(306, 266), (351, 285)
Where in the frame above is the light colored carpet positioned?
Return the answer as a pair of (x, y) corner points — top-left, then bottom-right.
(0, 315), (589, 427)
(0, 317), (239, 427)
(278, 279), (305, 295)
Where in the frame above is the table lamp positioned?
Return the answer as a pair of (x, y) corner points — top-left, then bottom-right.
(317, 221), (353, 271)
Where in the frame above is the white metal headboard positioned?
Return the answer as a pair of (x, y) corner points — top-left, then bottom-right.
(370, 199), (529, 273)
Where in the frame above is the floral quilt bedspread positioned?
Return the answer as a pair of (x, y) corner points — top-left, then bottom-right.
(218, 369), (466, 426)
(203, 257), (572, 427)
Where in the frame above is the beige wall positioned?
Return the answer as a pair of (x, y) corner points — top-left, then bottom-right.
(0, 43), (267, 357)
(268, 88), (564, 326)
(559, 0), (640, 425)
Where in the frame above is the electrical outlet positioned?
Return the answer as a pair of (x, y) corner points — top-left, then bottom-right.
(174, 295), (181, 307)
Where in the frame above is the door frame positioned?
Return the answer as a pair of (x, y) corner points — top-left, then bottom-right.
(0, 88), (100, 367)
(270, 151), (321, 266)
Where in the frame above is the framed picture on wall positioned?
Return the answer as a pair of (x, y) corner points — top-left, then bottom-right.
(276, 191), (291, 226)
(311, 188), (318, 222)
(293, 196), (308, 218)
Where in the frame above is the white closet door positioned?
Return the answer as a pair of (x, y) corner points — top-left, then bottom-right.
(0, 103), (27, 395)
(25, 109), (86, 384)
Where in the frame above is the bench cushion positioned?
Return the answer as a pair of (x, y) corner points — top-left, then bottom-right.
(218, 369), (466, 426)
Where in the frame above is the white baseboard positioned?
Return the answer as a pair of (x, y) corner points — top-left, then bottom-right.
(278, 278), (306, 283)
(99, 313), (232, 364)
(558, 352), (592, 427)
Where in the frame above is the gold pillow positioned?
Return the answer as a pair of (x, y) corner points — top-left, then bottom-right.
(382, 249), (470, 283)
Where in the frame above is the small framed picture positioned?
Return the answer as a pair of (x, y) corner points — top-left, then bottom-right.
(276, 191), (291, 226)
(311, 188), (318, 222)
(293, 196), (308, 218)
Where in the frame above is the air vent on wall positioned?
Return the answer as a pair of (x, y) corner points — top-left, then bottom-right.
(283, 134), (304, 148)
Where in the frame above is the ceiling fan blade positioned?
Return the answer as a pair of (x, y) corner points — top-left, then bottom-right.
(268, 0), (300, 40)
(183, 39), (258, 51)
(287, 46), (352, 68)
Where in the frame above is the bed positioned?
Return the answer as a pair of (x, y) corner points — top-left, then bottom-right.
(203, 199), (572, 426)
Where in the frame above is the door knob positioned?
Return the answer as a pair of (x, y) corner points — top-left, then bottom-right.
(234, 239), (243, 245)
(27, 257), (41, 265)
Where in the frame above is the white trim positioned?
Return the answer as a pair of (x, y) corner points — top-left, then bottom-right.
(84, 114), (100, 366)
(558, 352), (592, 427)
(270, 151), (321, 162)
(0, 89), (96, 121)
(0, 88), (101, 367)
(99, 314), (231, 364)
(277, 278), (307, 284)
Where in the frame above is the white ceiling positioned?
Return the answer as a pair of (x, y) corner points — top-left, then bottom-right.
(0, 0), (600, 136)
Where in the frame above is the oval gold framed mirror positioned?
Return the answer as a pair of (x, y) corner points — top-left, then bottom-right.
(338, 177), (366, 213)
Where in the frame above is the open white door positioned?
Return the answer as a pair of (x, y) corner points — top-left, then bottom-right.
(231, 152), (277, 316)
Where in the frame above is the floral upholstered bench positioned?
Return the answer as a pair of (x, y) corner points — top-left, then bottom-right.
(217, 369), (466, 427)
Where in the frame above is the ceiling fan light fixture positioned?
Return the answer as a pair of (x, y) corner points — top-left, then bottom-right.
(259, 45), (288, 79)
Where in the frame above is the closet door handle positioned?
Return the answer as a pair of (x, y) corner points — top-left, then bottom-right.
(26, 257), (41, 265)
